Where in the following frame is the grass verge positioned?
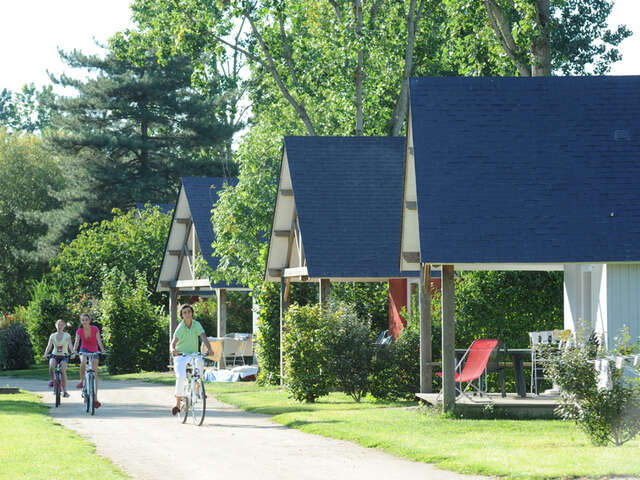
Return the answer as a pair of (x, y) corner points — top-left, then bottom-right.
(0, 390), (127, 480)
(212, 383), (640, 479)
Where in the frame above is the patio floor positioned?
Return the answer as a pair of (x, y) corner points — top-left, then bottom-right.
(416, 392), (560, 419)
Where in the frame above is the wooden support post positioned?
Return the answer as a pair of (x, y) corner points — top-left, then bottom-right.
(419, 264), (432, 393)
(217, 288), (227, 337)
(319, 278), (331, 309)
(441, 264), (456, 413)
(169, 287), (178, 365)
(280, 277), (289, 385)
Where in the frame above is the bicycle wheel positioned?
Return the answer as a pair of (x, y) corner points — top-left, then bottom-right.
(89, 374), (95, 415)
(83, 380), (90, 413)
(191, 378), (206, 426)
(180, 392), (189, 424)
(54, 371), (61, 408)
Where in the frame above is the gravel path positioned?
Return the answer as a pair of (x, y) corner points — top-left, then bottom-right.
(1, 376), (489, 480)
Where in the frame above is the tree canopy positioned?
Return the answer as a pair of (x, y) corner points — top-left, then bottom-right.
(0, 129), (64, 311)
(49, 206), (170, 305)
(48, 45), (237, 225)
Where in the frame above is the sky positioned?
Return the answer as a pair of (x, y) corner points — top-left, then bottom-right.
(0, 0), (639, 93)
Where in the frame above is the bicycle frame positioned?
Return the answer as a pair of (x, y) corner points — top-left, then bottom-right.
(80, 352), (102, 415)
(48, 354), (71, 407)
(177, 353), (206, 426)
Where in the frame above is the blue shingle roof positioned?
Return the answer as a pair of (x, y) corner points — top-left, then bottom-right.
(409, 75), (640, 264)
(181, 177), (243, 288)
(284, 136), (418, 278)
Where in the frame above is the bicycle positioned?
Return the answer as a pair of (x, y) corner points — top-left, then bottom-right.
(47, 354), (72, 407)
(80, 352), (106, 415)
(177, 353), (207, 426)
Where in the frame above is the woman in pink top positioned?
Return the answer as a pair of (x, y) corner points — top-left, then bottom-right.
(72, 313), (105, 408)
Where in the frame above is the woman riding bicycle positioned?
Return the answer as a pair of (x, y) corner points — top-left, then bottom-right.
(72, 313), (106, 409)
(171, 304), (213, 416)
(43, 319), (74, 398)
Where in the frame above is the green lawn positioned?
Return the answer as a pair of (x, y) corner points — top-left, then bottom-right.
(212, 383), (640, 479)
(0, 391), (127, 480)
(5, 367), (640, 478)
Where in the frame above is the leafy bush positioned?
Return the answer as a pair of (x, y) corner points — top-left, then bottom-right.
(0, 322), (34, 370)
(332, 282), (389, 334)
(368, 287), (441, 400)
(26, 280), (70, 360)
(282, 304), (331, 403)
(49, 206), (170, 306)
(255, 283), (281, 385)
(100, 268), (167, 374)
(255, 282), (317, 385)
(227, 291), (253, 333)
(455, 271), (563, 349)
(544, 328), (640, 446)
(192, 298), (218, 335)
(369, 324), (422, 401)
(325, 304), (373, 402)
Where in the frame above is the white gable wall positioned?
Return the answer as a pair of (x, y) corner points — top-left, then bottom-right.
(564, 263), (640, 349)
(400, 115), (421, 272)
(265, 150), (301, 280)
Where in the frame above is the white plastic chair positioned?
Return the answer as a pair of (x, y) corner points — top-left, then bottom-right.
(529, 329), (571, 394)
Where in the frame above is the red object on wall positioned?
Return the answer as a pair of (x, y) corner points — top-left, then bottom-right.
(388, 278), (408, 339)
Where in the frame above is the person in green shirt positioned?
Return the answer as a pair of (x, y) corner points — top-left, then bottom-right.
(171, 304), (213, 415)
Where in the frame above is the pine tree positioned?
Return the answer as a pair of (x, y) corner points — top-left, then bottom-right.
(48, 48), (236, 224)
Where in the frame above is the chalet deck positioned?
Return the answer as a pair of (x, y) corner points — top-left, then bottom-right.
(416, 392), (560, 419)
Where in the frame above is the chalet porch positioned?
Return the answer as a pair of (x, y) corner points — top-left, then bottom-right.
(416, 392), (560, 419)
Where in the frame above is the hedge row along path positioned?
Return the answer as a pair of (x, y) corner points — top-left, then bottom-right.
(0, 376), (489, 480)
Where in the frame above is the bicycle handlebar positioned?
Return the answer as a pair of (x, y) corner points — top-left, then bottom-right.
(46, 353), (73, 359)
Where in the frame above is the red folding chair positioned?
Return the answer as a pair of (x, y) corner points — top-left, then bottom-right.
(437, 339), (498, 401)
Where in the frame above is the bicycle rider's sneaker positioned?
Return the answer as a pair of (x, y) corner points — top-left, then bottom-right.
(94, 400), (101, 409)
(48, 381), (54, 387)
(171, 406), (180, 416)
(76, 381), (83, 389)
(63, 392), (70, 398)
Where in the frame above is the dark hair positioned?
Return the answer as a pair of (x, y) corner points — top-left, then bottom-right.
(179, 304), (194, 318)
(79, 313), (91, 322)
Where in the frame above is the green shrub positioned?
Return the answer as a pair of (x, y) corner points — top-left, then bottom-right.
(544, 328), (640, 446)
(282, 304), (331, 402)
(455, 271), (563, 349)
(255, 282), (317, 385)
(0, 322), (34, 370)
(369, 325), (422, 401)
(26, 280), (70, 361)
(192, 298), (218, 335)
(255, 283), (280, 385)
(325, 304), (373, 402)
(227, 291), (253, 333)
(100, 268), (167, 374)
(332, 282), (389, 334)
(49, 206), (170, 306)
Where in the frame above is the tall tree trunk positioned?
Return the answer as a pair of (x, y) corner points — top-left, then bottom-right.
(531, 0), (551, 76)
(354, 0), (364, 136)
(483, 0), (531, 76)
(389, 0), (420, 136)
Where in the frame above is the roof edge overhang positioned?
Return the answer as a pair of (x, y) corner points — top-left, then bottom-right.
(155, 181), (184, 292)
(264, 143), (287, 282)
